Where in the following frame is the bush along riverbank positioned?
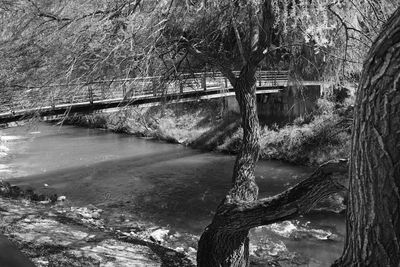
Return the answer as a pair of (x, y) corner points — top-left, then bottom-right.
(63, 97), (352, 166)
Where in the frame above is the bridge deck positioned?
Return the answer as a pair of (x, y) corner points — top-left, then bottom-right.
(0, 71), (303, 124)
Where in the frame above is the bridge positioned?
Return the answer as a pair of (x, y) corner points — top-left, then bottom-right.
(0, 71), (304, 124)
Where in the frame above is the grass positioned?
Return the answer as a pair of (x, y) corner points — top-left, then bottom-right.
(64, 97), (353, 166)
(259, 112), (351, 165)
(64, 100), (226, 144)
(213, 98), (352, 165)
(262, 98), (352, 165)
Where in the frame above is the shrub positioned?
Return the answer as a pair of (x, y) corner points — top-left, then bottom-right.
(258, 98), (352, 165)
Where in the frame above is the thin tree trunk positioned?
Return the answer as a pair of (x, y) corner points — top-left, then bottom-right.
(334, 7), (400, 267)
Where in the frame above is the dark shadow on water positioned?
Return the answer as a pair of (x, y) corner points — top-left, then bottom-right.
(8, 149), (232, 233)
(8, 147), (311, 234)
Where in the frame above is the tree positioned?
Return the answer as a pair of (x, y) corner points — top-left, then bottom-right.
(1, 1), (399, 266)
(0, 0), (161, 88)
(178, 1), (399, 265)
(167, 1), (347, 265)
(333, 5), (400, 266)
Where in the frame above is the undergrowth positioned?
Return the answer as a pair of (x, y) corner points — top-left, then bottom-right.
(65, 100), (226, 144)
(65, 97), (353, 166)
(260, 98), (352, 165)
(214, 98), (352, 165)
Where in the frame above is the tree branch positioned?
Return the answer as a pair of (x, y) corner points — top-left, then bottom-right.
(38, 12), (71, 22)
(180, 38), (237, 86)
(213, 160), (348, 231)
(247, 0), (274, 67)
(232, 17), (246, 66)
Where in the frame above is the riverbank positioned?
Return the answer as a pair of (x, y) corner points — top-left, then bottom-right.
(64, 98), (352, 166)
(0, 198), (342, 266)
(0, 182), (343, 267)
(0, 182), (194, 266)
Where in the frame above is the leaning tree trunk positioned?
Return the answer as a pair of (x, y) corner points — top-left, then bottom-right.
(195, 58), (349, 267)
(334, 7), (400, 267)
(194, 62), (348, 266)
(197, 67), (260, 267)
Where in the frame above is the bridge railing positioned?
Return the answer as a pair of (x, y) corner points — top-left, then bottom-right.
(0, 70), (289, 114)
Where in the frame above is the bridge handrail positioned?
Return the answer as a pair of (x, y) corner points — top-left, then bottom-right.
(0, 70), (291, 115)
(4, 71), (289, 90)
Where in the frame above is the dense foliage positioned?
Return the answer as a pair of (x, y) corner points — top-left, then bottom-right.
(1, 0), (398, 87)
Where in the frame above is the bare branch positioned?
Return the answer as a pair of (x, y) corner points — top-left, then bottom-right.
(180, 38), (236, 86)
(247, 0), (274, 68)
(232, 17), (246, 66)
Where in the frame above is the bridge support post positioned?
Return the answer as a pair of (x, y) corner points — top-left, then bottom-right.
(122, 83), (126, 98)
(101, 85), (105, 99)
(51, 87), (55, 109)
(258, 67), (262, 87)
(179, 81), (184, 93)
(152, 80), (157, 96)
(202, 72), (207, 91)
(88, 85), (93, 104)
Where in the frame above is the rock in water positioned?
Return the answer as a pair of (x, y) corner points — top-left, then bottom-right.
(49, 239), (162, 266)
(57, 196), (66, 201)
(150, 229), (170, 243)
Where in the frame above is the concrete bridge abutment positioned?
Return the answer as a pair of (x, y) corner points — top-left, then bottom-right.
(224, 84), (321, 124)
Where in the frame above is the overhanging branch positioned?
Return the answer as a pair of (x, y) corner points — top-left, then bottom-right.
(213, 160), (348, 231)
(180, 38), (237, 86)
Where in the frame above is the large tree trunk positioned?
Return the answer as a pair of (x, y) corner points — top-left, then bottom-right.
(197, 67), (260, 267)
(334, 7), (400, 267)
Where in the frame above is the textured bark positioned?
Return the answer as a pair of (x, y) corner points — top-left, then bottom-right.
(196, 154), (348, 266)
(334, 7), (400, 267)
(230, 68), (261, 202)
(197, 65), (260, 267)
(195, 3), (275, 264)
(212, 160), (347, 231)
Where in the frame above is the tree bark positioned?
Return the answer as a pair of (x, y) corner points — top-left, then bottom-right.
(197, 65), (260, 267)
(334, 7), (400, 267)
(196, 157), (348, 266)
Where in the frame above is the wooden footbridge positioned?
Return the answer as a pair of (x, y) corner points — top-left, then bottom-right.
(0, 71), (292, 124)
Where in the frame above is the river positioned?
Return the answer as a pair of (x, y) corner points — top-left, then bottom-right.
(0, 123), (345, 266)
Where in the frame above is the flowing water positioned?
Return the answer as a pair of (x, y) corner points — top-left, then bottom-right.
(0, 123), (345, 266)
